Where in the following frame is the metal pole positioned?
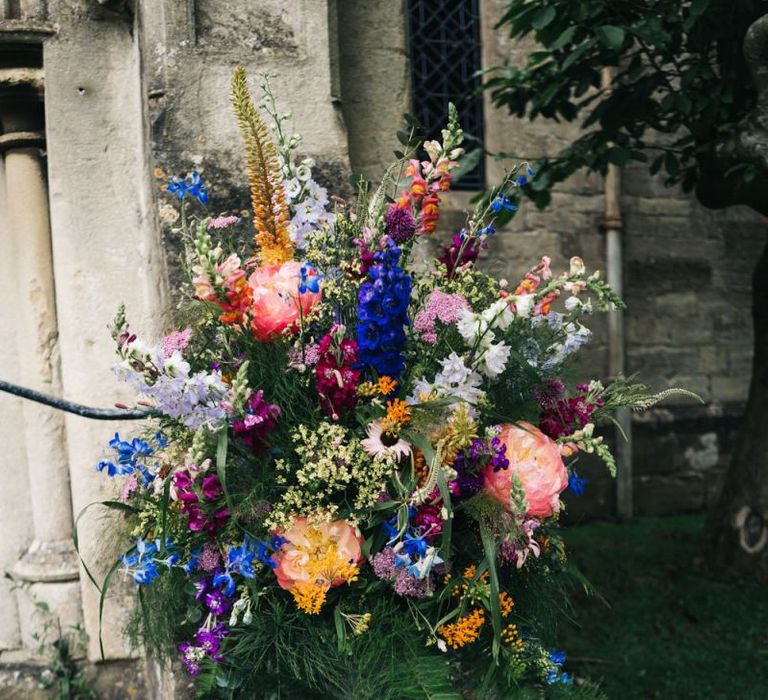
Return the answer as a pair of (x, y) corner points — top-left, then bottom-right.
(601, 66), (633, 519)
(0, 378), (155, 420)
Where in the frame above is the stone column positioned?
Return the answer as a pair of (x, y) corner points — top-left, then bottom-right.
(1, 94), (82, 649)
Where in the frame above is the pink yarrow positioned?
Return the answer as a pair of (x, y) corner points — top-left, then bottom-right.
(413, 290), (471, 344)
(208, 215), (240, 230)
(161, 328), (192, 357)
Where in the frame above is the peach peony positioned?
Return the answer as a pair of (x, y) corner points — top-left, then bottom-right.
(482, 422), (568, 518)
(248, 261), (321, 342)
(273, 517), (364, 592)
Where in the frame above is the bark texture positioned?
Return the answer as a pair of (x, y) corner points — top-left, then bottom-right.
(706, 13), (768, 577)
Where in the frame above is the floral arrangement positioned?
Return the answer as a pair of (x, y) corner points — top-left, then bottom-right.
(91, 69), (691, 699)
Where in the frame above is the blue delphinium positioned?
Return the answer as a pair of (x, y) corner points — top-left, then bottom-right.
(122, 538), (179, 586)
(167, 171), (209, 205)
(546, 649), (573, 685)
(356, 237), (412, 378)
(97, 432), (164, 485)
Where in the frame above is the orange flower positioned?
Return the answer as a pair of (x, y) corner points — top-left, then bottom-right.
(438, 608), (486, 649)
(382, 398), (411, 433)
(482, 422), (568, 519)
(273, 517), (363, 613)
(248, 261), (321, 342)
(376, 376), (398, 395)
(499, 591), (515, 617)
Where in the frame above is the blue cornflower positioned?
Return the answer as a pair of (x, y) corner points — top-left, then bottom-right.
(491, 194), (518, 213)
(154, 432), (168, 449)
(515, 175), (529, 186)
(568, 471), (588, 496)
(383, 516), (400, 542)
(479, 225), (496, 236)
(122, 539), (162, 586)
(402, 530), (429, 559)
(186, 172), (209, 205)
(182, 548), (202, 575)
(298, 263), (322, 294)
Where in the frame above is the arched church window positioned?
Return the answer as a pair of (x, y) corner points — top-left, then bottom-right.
(407, 0), (485, 189)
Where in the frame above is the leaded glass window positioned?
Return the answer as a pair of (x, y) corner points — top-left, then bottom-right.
(407, 0), (485, 189)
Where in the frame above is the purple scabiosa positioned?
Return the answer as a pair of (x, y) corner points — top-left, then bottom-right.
(384, 200), (417, 244)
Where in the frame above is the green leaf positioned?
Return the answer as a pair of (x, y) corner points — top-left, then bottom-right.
(216, 427), (233, 514)
(595, 25), (625, 50)
(531, 6), (556, 31)
(479, 523), (502, 664)
(73, 500), (136, 593)
(551, 25), (577, 50)
(334, 605), (347, 653)
(98, 554), (127, 660)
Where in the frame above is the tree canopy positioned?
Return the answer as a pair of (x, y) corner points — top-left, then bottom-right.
(484, 0), (768, 214)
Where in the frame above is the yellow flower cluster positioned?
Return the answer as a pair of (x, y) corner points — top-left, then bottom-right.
(501, 622), (525, 653)
(438, 608), (486, 650)
(269, 422), (394, 529)
(341, 611), (373, 636)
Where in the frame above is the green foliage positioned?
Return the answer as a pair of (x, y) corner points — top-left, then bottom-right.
(485, 0), (765, 208)
(196, 596), (460, 700)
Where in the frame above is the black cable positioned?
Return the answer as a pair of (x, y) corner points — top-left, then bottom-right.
(0, 378), (156, 420)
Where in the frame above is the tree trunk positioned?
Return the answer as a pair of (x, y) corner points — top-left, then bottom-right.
(707, 237), (768, 579)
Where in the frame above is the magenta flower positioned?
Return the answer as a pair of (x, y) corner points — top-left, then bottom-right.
(201, 474), (223, 501)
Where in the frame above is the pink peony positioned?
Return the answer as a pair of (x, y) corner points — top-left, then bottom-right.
(248, 261), (321, 342)
(273, 517), (363, 591)
(482, 422), (568, 518)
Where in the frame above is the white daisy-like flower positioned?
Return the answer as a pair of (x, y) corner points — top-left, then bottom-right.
(361, 420), (411, 461)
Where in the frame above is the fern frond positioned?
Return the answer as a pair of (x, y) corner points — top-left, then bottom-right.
(230, 67), (293, 265)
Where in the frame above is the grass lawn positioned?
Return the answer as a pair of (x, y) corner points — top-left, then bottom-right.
(560, 515), (768, 699)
